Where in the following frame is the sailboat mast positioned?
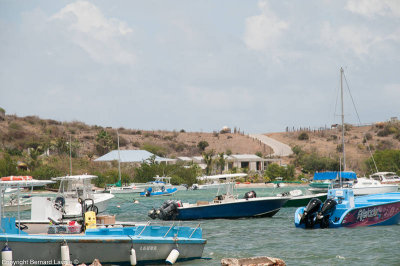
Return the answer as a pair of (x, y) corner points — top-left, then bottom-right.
(117, 130), (122, 182)
(340, 67), (346, 171)
(69, 134), (72, 176)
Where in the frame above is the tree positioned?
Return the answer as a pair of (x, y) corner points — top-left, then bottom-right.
(216, 152), (225, 174)
(202, 149), (215, 175)
(95, 130), (114, 155)
(365, 150), (400, 174)
(197, 141), (209, 151)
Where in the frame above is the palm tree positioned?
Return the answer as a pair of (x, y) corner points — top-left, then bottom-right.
(202, 150), (215, 175)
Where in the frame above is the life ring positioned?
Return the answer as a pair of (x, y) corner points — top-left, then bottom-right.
(1, 176), (33, 181)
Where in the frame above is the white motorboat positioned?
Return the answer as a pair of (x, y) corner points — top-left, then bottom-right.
(370, 172), (400, 185)
(3, 194), (31, 212)
(191, 174), (240, 190)
(351, 177), (398, 195)
(52, 174), (114, 218)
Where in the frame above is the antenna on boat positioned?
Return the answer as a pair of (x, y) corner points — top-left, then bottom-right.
(117, 130), (122, 184)
(339, 67), (346, 188)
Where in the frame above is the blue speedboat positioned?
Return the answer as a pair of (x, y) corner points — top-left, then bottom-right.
(0, 180), (206, 265)
(294, 188), (400, 228)
(149, 174), (290, 220)
(295, 67), (400, 229)
(140, 186), (178, 197)
(140, 176), (178, 197)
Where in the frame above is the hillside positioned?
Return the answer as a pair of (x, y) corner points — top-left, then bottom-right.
(267, 122), (400, 174)
(0, 114), (273, 159)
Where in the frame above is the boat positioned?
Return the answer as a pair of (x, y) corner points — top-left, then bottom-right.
(294, 68), (400, 229)
(370, 172), (400, 185)
(140, 176), (178, 197)
(0, 180), (207, 265)
(3, 194), (31, 212)
(51, 174), (114, 218)
(308, 171), (398, 196)
(191, 174), (238, 190)
(105, 131), (149, 194)
(352, 177), (398, 195)
(276, 189), (327, 208)
(148, 173), (290, 220)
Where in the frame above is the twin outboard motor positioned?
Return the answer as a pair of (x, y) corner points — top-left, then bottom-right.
(244, 191), (257, 200)
(300, 198), (337, 229)
(148, 200), (181, 220)
(316, 199), (337, 228)
(299, 198), (322, 228)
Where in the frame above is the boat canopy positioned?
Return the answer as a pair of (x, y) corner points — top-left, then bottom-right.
(51, 174), (97, 181)
(313, 171), (357, 180)
(0, 180), (55, 188)
(197, 173), (247, 181)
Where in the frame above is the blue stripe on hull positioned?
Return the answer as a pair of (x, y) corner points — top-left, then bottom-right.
(177, 198), (287, 220)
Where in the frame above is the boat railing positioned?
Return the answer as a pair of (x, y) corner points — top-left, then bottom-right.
(188, 223), (201, 239)
(137, 221), (151, 236)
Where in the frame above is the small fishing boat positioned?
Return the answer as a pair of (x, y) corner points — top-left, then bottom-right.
(0, 180), (207, 265)
(149, 174), (290, 220)
(140, 176), (178, 197)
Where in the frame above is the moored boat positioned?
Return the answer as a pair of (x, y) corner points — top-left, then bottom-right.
(149, 174), (290, 220)
(0, 180), (207, 265)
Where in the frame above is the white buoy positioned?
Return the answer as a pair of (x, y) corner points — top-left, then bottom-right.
(130, 248), (137, 265)
(61, 242), (70, 265)
(1, 245), (13, 266)
(166, 249), (179, 264)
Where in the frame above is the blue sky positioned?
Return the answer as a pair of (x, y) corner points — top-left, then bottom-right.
(0, 0), (399, 133)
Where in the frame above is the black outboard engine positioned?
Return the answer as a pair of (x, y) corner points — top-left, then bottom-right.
(148, 200), (180, 220)
(300, 198), (322, 229)
(244, 191), (257, 200)
(316, 199), (337, 228)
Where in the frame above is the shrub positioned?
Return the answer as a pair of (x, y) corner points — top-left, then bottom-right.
(197, 141), (209, 151)
(298, 132), (309, 140)
(365, 132), (372, 140)
(141, 143), (167, 157)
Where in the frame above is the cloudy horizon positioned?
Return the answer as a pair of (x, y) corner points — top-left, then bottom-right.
(1, 0), (399, 133)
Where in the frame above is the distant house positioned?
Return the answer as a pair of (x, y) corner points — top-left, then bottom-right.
(94, 150), (175, 164)
(226, 154), (279, 172)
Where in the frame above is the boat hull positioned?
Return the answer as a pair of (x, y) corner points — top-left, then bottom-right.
(294, 192), (400, 229)
(284, 194), (327, 208)
(176, 197), (288, 220)
(0, 238), (205, 265)
(352, 185), (398, 196)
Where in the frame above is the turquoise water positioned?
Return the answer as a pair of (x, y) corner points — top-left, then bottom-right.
(108, 187), (400, 266)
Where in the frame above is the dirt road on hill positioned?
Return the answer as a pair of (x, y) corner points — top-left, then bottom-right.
(249, 134), (293, 157)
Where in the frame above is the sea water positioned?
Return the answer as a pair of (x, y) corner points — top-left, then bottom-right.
(109, 187), (400, 266)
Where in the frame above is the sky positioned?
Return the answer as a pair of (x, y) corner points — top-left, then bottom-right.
(0, 0), (399, 133)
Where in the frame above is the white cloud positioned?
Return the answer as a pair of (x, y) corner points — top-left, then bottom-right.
(244, 0), (288, 52)
(50, 1), (135, 65)
(345, 0), (400, 18)
(320, 22), (393, 58)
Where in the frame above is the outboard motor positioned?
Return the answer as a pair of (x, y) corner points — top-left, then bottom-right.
(300, 198), (322, 229)
(316, 199), (337, 228)
(244, 191), (257, 199)
(148, 200), (181, 220)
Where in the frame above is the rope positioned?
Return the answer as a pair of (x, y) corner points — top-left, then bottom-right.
(343, 71), (379, 173)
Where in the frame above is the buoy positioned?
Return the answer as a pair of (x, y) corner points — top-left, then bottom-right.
(61, 242), (70, 264)
(166, 249), (179, 264)
(130, 248), (137, 265)
(117, 205), (121, 208)
(1, 245), (13, 266)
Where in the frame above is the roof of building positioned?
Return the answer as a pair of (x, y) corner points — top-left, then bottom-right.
(94, 150), (174, 163)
